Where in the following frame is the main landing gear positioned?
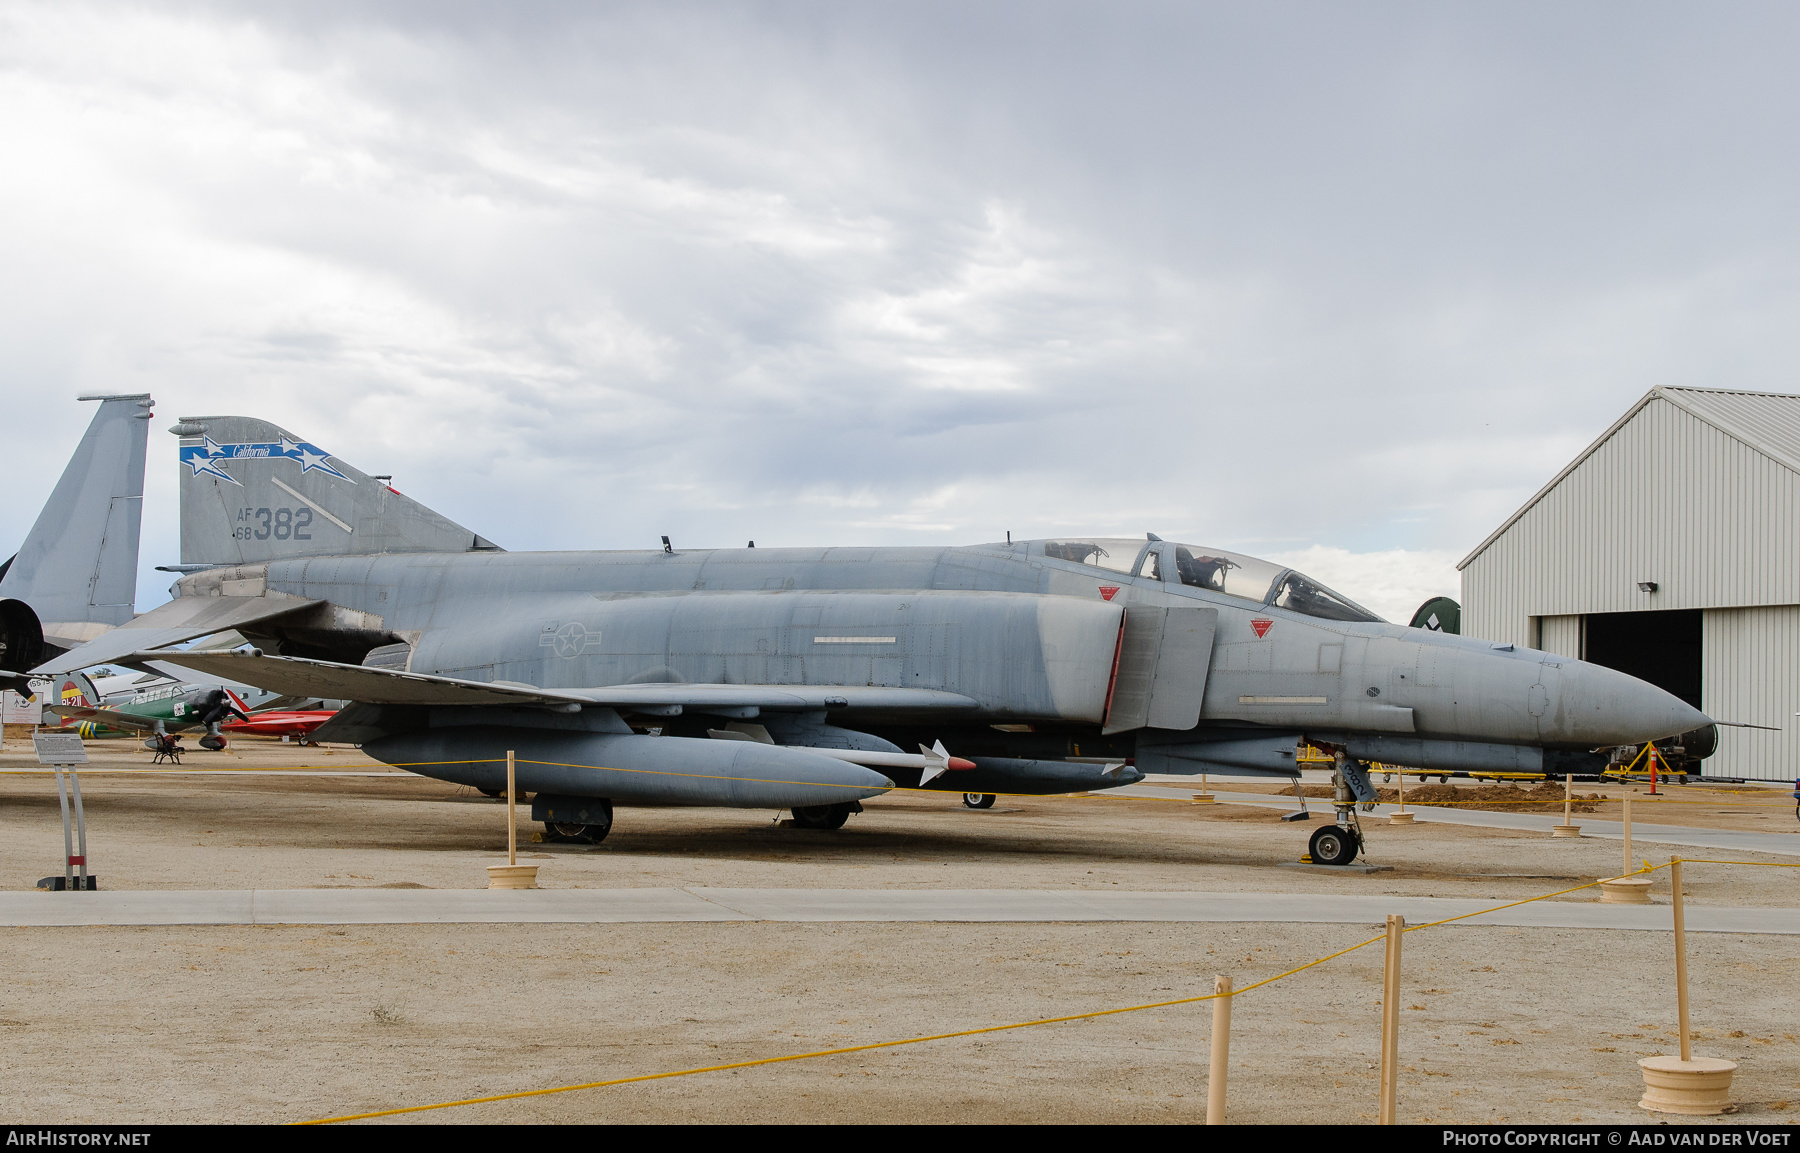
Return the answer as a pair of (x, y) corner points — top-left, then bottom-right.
(962, 793), (996, 809)
(538, 796), (612, 844)
(790, 801), (862, 830)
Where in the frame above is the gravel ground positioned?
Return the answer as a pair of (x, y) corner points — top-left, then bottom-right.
(0, 737), (1795, 1125)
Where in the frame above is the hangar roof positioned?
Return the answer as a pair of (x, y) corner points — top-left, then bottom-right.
(1459, 386), (1800, 570)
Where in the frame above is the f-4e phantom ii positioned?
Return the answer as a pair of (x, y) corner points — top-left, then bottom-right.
(30, 415), (1713, 865)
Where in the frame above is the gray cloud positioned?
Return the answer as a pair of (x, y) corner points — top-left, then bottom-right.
(3, 2), (1797, 620)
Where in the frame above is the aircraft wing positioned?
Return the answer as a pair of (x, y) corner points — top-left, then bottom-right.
(46, 704), (195, 733)
(31, 595), (325, 675)
(125, 650), (980, 713)
(122, 651), (594, 707)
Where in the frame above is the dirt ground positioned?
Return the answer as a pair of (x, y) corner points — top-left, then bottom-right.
(0, 735), (1796, 1125)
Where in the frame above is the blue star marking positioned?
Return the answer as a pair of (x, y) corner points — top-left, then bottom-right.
(178, 436), (356, 485)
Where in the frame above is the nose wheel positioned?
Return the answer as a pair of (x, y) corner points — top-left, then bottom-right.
(962, 793), (996, 809)
(1308, 824), (1361, 867)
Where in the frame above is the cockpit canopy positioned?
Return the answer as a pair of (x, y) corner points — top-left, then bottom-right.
(1039, 538), (1383, 623)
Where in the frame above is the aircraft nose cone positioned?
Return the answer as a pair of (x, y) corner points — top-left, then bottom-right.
(1551, 659), (1709, 746)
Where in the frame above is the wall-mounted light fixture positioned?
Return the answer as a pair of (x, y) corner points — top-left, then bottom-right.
(1637, 581), (1659, 593)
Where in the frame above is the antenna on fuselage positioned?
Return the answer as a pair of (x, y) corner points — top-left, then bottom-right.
(661, 536), (673, 554)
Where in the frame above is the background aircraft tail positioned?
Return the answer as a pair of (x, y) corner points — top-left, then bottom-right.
(0, 394), (152, 662)
(171, 415), (499, 566)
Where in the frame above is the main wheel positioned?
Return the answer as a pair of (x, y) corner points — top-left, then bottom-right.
(1308, 824), (1361, 867)
(962, 793), (996, 809)
(791, 803), (853, 830)
(545, 820), (611, 844)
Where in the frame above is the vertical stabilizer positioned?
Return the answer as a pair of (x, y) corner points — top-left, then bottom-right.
(173, 415), (499, 565)
(0, 395), (152, 639)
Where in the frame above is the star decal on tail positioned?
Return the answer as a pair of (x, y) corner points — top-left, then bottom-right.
(178, 436), (356, 485)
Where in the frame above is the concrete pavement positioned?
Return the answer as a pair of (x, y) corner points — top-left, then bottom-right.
(2, 886), (1794, 932)
(1118, 783), (1800, 857)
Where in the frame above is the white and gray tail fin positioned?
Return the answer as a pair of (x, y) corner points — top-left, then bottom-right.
(171, 415), (499, 566)
(0, 394), (152, 636)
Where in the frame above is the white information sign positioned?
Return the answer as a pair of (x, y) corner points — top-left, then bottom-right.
(2, 690), (42, 724)
(32, 731), (88, 765)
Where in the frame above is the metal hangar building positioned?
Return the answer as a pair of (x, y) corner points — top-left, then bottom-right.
(1459, 386), (1800, 781)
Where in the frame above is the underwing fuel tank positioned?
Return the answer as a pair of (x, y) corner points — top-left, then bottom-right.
(363, 727), (893, 808)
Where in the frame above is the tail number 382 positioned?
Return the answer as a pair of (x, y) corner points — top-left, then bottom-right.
(233, 506), (314, 540)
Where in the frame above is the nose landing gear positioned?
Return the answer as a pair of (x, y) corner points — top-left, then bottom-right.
(1308, 823), (1362, 867)
(1303, 750), (1370, 866)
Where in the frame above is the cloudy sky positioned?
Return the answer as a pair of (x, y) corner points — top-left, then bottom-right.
(3, 2), (1797, 622)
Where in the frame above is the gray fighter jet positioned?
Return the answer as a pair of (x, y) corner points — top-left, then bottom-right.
(31, 415), (1712, 864)
(1, 393), (152, 673)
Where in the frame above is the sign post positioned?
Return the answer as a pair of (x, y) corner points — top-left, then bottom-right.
(33, 731), (96, 891)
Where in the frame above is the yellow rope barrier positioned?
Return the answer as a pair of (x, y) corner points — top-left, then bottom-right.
(5, 753), (1790, 808)
(300, 856), (1800, 1125)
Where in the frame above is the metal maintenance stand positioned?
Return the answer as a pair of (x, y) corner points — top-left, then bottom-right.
(33, 731), (96, 891)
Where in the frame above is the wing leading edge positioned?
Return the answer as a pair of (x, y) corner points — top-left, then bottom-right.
(126, 650), (982, 713)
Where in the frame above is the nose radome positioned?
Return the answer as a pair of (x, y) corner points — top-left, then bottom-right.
(1550, 659), (1710, 746)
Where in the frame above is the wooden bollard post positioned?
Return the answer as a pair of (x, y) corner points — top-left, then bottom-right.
(1390, 771), (1414, 824)
(1552, 772), (1581, 836)
(1638, 856), (1737, 1113)
(1193, 772), (1216, 804)
(1379, 914), (1403, 1124)
(1602, 796), (1652, 902)
(1206, 974), (1231, 1124)
(1673, 857), (1690, 1061)
(487, 749), (539, 889)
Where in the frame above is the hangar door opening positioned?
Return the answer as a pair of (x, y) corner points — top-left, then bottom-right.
(1582, 609), (1702, 711)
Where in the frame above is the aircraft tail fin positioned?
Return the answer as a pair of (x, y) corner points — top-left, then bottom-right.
(0, 395), (152, 638)
(171, 415), (500, 566)
(53, 671), (101, 715)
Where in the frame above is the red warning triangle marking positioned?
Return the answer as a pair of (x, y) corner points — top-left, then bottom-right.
(1250, 618), (1273, 638)
(1098, 585), (1120, 601)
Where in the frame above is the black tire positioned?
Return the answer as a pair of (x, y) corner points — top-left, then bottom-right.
(1309, 824), (1361, 867)
(479, 788), (504, 799)
(962, 793), (996, 809)
(791, 803), (853, 830)
(545, 819), (611, 844)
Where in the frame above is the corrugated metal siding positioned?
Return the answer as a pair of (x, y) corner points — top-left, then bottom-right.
(1702, 605), (1800, 781)
(1463, 397), (1800, 644)
(1535, 615), (1581, 659)
(1669, 389), (1800, 474)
